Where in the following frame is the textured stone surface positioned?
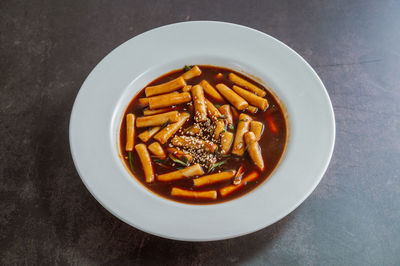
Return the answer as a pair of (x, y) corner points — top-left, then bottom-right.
(1, 0), (400, 265)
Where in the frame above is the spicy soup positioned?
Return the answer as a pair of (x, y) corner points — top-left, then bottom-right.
(120, 65), (287, 204)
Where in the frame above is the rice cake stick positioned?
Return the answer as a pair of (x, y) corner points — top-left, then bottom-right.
(145, 77), (186, 97)
(136, 111), (180, 127)
(171, 187), (217, 200)
(125, 114), (135, 151)
(135, 144), (155, 183)
(158, 164), (204, 182)
(215, 83), (248, 110)
(228, 73), (266, 97)
(153, 112), (191, 144)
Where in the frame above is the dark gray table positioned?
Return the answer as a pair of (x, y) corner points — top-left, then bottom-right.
(1, 1), (399, 265)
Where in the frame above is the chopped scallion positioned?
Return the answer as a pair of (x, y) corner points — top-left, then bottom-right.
(184, 65), (193, 71)
(208, 159), (228, 173)
(184, 126), (193, 133)
(128, 151), (133, 170)
(161, 119), (171, 129)
(168, 154), (188, 167)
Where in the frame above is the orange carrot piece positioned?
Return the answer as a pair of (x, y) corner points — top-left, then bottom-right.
(219, 171), (260, 197)
(267, 113), (278, 133)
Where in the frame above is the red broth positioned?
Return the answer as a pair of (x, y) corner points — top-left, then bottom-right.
(120, 66), (287, 204)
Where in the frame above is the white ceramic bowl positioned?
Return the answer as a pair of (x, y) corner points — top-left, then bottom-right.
(69, 21), (335, 241)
